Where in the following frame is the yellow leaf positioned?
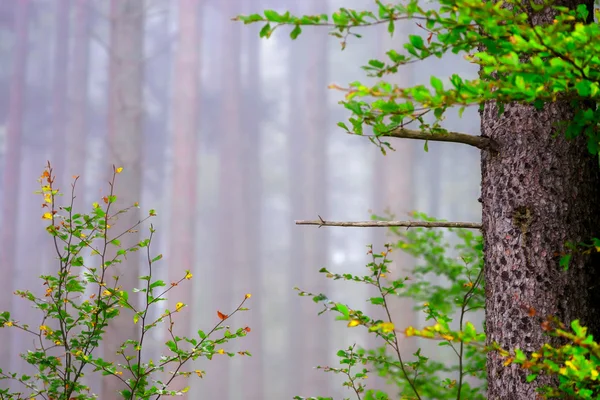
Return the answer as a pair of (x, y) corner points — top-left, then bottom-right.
(380, 322), (395, 333)
(176, 302), (184, 311)
(195, 370), (204, 378)
(116, 167), (124, 174)
(42, 212), (53, 220)
(245, 293), (251, 299)
(503, 357), (513, 367)
(404, 326), (415, 337)
(216, 349), (225, 354)
(185, 272), (193, 280)
(92, 202), (99, 209)
(347, 320), (360, 327)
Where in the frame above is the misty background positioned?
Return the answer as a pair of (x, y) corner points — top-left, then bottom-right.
(0, 0), (481, 399)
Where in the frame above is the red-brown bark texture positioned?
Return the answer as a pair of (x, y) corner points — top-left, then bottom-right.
(481, 2), (600, 393)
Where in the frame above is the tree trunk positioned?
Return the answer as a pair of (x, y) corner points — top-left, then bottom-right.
(209, 1), (244, 398)
(166, 0), (199, 396)
(238, 3), (264, 397)
(51, 0), (70, 189)
(481, 2), (600, 398)
(66, 0), (89, 183)
(103, 0), (145, 398)
(302, 0), (330, 393)
(0, 0), (30, 376)
(287, 8), (309, 396)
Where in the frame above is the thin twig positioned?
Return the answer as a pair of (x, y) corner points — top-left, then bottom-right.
(296, 217), (482, 230)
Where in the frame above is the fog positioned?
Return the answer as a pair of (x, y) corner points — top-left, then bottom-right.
(0, 1), (481, 399)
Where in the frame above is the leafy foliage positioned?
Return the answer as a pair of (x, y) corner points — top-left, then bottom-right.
(237, 0), (600, 155)
(0, 163), (251, 399)
(294, 215), (486, 400)
(294, 214), (600, 400)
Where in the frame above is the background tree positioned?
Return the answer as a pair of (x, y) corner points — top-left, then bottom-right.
(0, 0), (30, 376)
(103, 0), (145, 397)
(167, 0), (200, 396)
(65, 0), (90, 182)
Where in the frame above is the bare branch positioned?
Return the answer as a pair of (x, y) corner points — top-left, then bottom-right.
(376, 128), (498, 151)
(295, 218), (482, 229)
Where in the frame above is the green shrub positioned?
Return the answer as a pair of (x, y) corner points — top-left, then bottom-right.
(0, 163), (250, 399)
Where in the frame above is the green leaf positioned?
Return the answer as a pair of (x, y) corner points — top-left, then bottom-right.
(335, 303), (349, 318)
(409, 34), (424, 49)
(430, 76), (443, 93)
(263, 10), (282, 22)
(290, 25), (302, 39)
(559, 254), (571, 271)
(259, 24), (271, 38)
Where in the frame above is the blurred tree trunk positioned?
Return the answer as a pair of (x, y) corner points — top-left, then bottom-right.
(370, 24), (417, 394)
(166, 0), (199, 396)
(302, 0), (330, 394)
(51, 0), (69, 188)
(209, 1), (244, 398)
(103, 0), (145, 398)
(66, 0), (89, 182)
(238, 1), (264, 397)
(142, 0), (172, 374)
(0, 0), (30, 376)
(287, 0), (330, 395)
(287, 17), (309, 398)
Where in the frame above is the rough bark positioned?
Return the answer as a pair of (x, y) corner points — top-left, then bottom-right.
(0, 0), (30, 375)
(166, 0), (199, 396)
(103, 0), (145, 398)
(481, 3), (600, 398)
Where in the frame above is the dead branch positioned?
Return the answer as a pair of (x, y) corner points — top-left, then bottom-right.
(295, 217), (482, 229)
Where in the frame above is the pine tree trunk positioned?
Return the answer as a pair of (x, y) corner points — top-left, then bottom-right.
(51, 0), (70, 189)
(103, 0), (145, 398)
(481, 3), (600, 397)
(166, 0), (199, 396)
(209, 2), (244, 399)
(239, 4), (264, 397)
(66, 0), (89, 183)
(0, 0), (30, 377)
